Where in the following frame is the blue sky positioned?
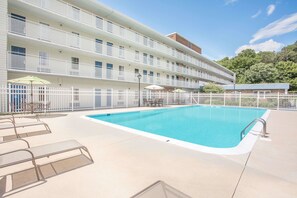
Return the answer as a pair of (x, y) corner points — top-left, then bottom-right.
(98, 0), (297, 60)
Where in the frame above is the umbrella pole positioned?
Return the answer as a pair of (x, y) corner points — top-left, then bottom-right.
(31, 82), (33, 114)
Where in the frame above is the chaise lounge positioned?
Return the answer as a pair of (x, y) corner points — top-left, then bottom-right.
(0, 114), (51, 138)
(0, 139), (93, 181)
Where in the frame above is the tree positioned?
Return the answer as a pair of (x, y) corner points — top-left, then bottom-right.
(257, 51), (276, 64)
(244, 63), (278, 84)
(202, 83), (224, 93)
(276, 61), (297, 90)
(276, 41), (297, 63)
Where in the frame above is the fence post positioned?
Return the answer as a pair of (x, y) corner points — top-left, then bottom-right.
(93, 88), (95, 110)
(256, 92), (259, 108)
(111, 89), (114, 108)
(8, 83), (11, 112)
(166, 91), (169, 105)
(198, 92), (200, 104)
(210, 92), (212, 106)
(277, 92), (280, 110)
(71, 86), (74, 111)
(239, 92), (241, 107)
(44, 85), (47, 113)
(223, 92), (226, 106)
(125, 89), (129, 108)
(190, 92), (193, 105)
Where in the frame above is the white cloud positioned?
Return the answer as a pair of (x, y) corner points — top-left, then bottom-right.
(250, 12), (297, 43)
(236, 39), (284, 54)
(267, 4), (276, 16)
(252, 10), (261, 18)
(225, 0), (238, 5)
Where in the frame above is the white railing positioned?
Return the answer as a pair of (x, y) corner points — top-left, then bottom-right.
(6, 52), (200, 89)
(0, 85), (296, 113)
(7, 15), (232, 84)
(17, 0), (234, 80)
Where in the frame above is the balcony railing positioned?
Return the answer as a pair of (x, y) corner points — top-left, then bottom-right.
(7, 52), (200, 89)
(7, 15), (232, 85)
(17, 0), (234, 80)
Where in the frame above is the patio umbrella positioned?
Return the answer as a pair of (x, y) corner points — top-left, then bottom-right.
(172, 89), (186, 93)
(144, 85), (164, 90)
(8, 76), (51, 113)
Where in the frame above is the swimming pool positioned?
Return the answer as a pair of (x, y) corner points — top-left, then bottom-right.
(86, 106), (268, 153)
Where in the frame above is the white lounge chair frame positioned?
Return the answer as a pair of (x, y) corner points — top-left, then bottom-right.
(0, 139), (93, 181)
(0, 114), (51, 138)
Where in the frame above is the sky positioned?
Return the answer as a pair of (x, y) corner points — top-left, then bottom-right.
(98, 0), (297, 60)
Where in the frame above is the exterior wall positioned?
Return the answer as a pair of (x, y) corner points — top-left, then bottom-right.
(168, 33), (202, 54)
(3, 0), (234, 94)
(0, 0), (8, 84)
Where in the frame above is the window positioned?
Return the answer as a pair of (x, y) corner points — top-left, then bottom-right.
(39, 22), (49, 41)
(38, 87), (49, 102)
(107, 21), (113, 33)
(71, 57), (79, 70)
(120, 26), (125, 36)
(96, 16), (103, 29)
(143, 36), (148, 46)
(71, 32), (80, 48)
(119, 66), (124, 80)
(166, 60), (169, 69)
(107, 42), (113, 56)
(95, 39), (102, 53)
(106, 63), (113, 79)
(72, 6), (80, 21)
(149, 39), (154, 48)
(135, 68), (139, 77)
(157, 57), (160, 66)
(149, 71), (154, 83)
(11, 46), (26, 70)
(95, 61), (102, 78)
(143, 53), (147, 64)
(149, 55), (154, 66)
(11, 13), (26, 35)
(135, 51), (139, 61)
(73, 88), (79, 101)
(118, 90), (124, 100)
(119, 46), (125, 58)
(135, 33), (140, 42)
(39, 51), (48, 66)
(38, 51), (50, 73)
(143, 70), (147, 82)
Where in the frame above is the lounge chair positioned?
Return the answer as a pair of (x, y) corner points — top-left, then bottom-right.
(131, 180), (191, 198)
(0, 114), (51, 138)
(0, 139), (93, 181)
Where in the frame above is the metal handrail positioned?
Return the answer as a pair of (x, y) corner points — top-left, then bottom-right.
(241, 118), (267, 140)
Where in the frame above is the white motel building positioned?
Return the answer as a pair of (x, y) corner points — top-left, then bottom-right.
(0, 0), (235, 110)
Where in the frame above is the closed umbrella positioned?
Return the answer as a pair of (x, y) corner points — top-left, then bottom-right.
(8, 76), (51, 113)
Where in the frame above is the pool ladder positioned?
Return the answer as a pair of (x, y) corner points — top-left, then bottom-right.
(240, 118), (267, 140)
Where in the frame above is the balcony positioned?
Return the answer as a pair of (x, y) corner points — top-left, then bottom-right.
(14, 0), (234, 80)
(7, 15), (233, 85)
(7, 52), (200, 89)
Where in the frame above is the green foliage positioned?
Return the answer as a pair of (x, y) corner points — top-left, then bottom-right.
(217, 41), (297, 91)
(202, 83), (224, 93)
(244, 63), (278, 84)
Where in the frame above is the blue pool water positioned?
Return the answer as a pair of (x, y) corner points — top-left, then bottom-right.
(88, 106), (266, 148)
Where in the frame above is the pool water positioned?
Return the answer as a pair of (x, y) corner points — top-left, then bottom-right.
(88, 106), (266, 148)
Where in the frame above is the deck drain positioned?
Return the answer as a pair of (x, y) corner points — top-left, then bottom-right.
(166, 140), (170, 142)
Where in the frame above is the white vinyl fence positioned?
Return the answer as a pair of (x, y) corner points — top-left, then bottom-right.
(0, 85), (296, 113)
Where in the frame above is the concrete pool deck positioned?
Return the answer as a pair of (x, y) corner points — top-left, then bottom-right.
(0, 107), (297, 197)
